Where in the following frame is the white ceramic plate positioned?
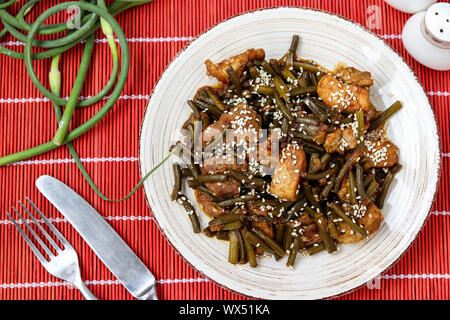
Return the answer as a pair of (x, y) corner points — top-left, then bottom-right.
(139, 8), (440, 300)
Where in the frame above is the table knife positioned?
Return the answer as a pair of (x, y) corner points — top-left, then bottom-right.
(35, 175), (157, 300)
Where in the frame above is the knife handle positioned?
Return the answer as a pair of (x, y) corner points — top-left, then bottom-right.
(136, 285), (158, 300)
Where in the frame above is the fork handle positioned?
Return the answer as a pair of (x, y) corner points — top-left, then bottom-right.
(73, 279), (98, 300)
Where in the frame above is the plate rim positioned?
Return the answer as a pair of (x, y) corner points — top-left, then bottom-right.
(138, 6), (442, 300)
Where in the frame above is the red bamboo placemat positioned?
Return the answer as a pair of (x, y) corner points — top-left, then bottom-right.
(0, 0), (449, 300)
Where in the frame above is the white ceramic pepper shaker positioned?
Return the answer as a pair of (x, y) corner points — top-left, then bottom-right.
(402, 2), (450, 71)
(384, 0), (437, 14)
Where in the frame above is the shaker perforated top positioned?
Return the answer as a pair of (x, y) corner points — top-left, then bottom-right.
(424, 2), (450, 47)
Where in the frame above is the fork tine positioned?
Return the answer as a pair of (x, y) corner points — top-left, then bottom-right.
(11, 206), (55, 258)
(25, 197), (71, 248)
(19, 199), (66, 252)
(6, 210), (49, 264)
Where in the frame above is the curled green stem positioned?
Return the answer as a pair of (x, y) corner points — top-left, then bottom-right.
(52, 35), (94, 145)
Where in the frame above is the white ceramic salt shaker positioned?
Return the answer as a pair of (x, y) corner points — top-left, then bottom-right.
(402, 2), (450, 71)
(384, 0), (437, 14)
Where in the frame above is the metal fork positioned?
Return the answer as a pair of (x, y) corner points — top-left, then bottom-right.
(6, 197), (98, 300)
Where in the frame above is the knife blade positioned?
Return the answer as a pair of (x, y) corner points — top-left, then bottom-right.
(36, 175), (157, 300)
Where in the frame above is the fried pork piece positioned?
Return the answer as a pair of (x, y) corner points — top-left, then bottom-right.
(204, 181), (240, 198)
(199, 103), (262, 197)
(324, 127), (358, 154)
(312, 123), (329, 145)
(200, 156), (244, 198)
(317, 74), (376, 119)
(200, 102), (262, 148)
(337, 175), (351, 203)
(200, 118), (228, 149)
(269, 143), (307, 201)
(363, 138), (399, 168)
(301, 223), (322, 247)
(226, 102), (262, 144)
(253, 221), (274, 238)
(293, 112), (328, 141)
(334, 66), (374, 87)
(201, 155), (247, 174)
(333, 202), (384, 243)
(297, 214), (314, 225)
(195, 190), (227, 217)
(245, 201), (273, 216)
(205, 48), (266, 84)
(248, 130), (281, 170)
